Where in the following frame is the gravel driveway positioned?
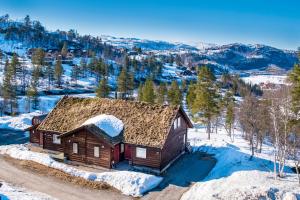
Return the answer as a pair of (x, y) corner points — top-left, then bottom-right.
(143, 152), (216, 200)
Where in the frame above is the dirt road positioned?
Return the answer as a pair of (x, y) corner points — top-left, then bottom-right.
(0, 157), (132, 200)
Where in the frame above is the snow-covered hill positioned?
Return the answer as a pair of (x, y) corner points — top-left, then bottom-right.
(100, 35), (198, 52)
(99, 36), (298, 71)
(0, 16), (298, 75)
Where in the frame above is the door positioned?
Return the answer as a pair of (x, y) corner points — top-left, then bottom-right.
(125, 144), (131, 160)
(120, 143), (125, 161)
(114, 144), (120, 163)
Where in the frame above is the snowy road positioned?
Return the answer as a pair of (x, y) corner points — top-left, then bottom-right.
(0, 156), (132, 200)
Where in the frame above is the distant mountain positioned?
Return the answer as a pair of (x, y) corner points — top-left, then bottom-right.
(101, 35), (198, 51)
(193, 43), (297, 71)
(101, 36), (298, 71)
(0, 15), (298, 72)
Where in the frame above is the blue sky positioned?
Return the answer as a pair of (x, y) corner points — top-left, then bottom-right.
(0, 0), (299, 50)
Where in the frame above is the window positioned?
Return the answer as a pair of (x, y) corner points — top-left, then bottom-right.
(177, 117), (181, 128)
(120, 143), (124, 153)
(136, 147), (146, 159)
(174, 118), (178, 129)
(174, 117), (181, 130)
(94, 146), (100, 157)
(73, 143), (78, 154)
(53, 134), (61, 144)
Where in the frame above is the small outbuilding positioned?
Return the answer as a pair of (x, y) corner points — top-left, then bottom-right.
(33, 96), (193, 172)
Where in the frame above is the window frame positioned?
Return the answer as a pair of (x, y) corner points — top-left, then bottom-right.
(177, 117), (181, 128)
(53, 134), (61, 144)
(136, 147), (147, 159)
(94, 146), (100, 158)
(174, 118), (178, 129)
(73, 142), (78, 154)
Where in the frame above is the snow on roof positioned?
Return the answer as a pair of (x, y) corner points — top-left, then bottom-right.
(82, 114), (124, 137)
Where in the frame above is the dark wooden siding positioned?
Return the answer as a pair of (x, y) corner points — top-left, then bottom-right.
(130, 145), (161, 169)
(161, 112), (187, 169)
(43, 131), (64, 152)
(62, 129), (113, 168)
(29, 129), (40, 144)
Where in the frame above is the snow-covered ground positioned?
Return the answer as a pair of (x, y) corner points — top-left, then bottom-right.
(0, 144), (162, 197)
(182, 126), (300, 200)
(0, 93), (96, 131)
(0, 181), (56, 200)
(0, 111), (43, 131)
(242, 75), (288, 85)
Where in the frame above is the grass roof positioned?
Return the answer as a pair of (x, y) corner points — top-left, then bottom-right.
(38, 96), (182, 148)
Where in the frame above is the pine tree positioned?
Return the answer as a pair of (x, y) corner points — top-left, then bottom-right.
(24, 15), (31, 27)
(45, 63), (54, 90)
(127, 71), (135, 97)
(31, 48), (45, 67)
(156, 82), (167, 104)
(10, 53), (20, 81)
(80, 58), (87, 78)
(124, 55), (130, 70)
(96, 78), (110, 98)
(191, 66), (219, 139)
(71, 65), (80, 85)
(186, 83), (196, 109)
(138, 83), (144, 101)
(26, 80), (38, 111)
(168, 80), (182, 105)
(61, 42), (68, 58)
(2, 59), (13, 113)
(117, 66), (135, 99)
(117, 67), (127, 98)
(181, 79), (187, 92)
(289, 50), (300, 113)
(54, 57), (63, 87)
(142, 79), (155, 103)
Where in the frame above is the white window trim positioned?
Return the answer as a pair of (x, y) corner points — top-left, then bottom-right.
(73, 143), (78, 154)
(94, 146), (100, 158)
(174, 118), (178, 129)
(178, 117), (181, 128)
(53, 134), (61, 144)
(136, 147), (147, 159)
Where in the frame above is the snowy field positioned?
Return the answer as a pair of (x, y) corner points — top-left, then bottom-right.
(0, 144), (162, 197)
(0, 93), (96, 131)
(242, 75), (288, 85)
(182, 126), (300, 200)
(0, 181), (56, 200)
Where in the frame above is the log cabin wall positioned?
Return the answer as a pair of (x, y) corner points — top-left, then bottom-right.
(30, 116), (46, 145)
(29, 129), (40, 144)
(130, 145), (161, 169)
(43, 131), (64, 152)
(62, 129), (112, 168)
(161, 111), (187, 169)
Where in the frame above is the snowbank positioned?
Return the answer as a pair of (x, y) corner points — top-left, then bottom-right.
(82, 114), (124, 137)
(0, 145), (162, 197)
(182, 127), (300, 200)
(0, 181), (56, 200)
(242, 75), (288, 85)
(0, 112), (43, 131)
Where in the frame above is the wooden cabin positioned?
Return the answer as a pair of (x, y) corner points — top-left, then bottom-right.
(25, 114), (47, 145)
(34, 96), (193, 172)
